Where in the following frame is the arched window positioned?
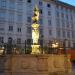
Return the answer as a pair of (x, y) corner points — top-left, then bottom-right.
(8, 37), (13, 44)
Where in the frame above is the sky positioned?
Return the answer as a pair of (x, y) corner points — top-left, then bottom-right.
(59, 0), (75, 6)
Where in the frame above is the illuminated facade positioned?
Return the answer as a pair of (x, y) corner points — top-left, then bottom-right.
(0, 0), (75, 48)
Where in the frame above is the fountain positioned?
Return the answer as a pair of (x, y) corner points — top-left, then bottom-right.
(0, 5), (72, 75)
(31, 6), (40, 54)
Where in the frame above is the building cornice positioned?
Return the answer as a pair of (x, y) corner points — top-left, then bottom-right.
(55, 0), (75, 9)
(44, 0), (75, 10)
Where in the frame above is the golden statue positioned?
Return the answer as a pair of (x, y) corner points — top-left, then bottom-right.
(31, 6), (40, 54)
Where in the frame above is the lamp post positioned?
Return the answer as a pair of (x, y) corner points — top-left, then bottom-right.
(52, 42), (59, 54)
(7, 38), (13, 54)
(63, 39), (67, 54)
(24, 40), (26, 54)
(0, 46), (4, 55)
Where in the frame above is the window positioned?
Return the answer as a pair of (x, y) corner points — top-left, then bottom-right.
(17, 15), (23, 23)
(40, 29), (43, 35)
(0, 12), (6, 19)
(0, 0), (6, 7)
(62, 31), (66, 37)
(9, 26), (13, 31)
(56, 11), (59, 17)
(27, 17), (31, 23)
(68, 41), (71, 48)
(27, 0), (31, 3)
(27, 27), (31, 33)
(66, 20), (69, 27)
(62, 20), (65, 27)
(73, 43), (75, 48)
(9, 13), (14, 22)
(67, 24), (69, 28)
(39, 39), (43, 46)
(17, 38), (21, 44)
(47, 4), (50, 7)
(27, 39), (31, 45)
(8, 37), (12, 44)
(39, 1), (42, 6)
(72, 31), (74, 38)
(17, 27), (21, 32)
(57, 30), (61, 37)
(49, 30), (52, 35)
(67, 31), (70, 38)
(70, 13), (72, 19)
(39, 9), (43, 14)
(56, 19), (60, 27)
(0, 37), (4, 43)
(48, 20), (51, 26)
(0, 28), (4, 31)
(9, 1), (15, 9)
(61, 13), (64, 18)
(66, 14), (68, 20)
(39, 18), (43, 25)
(17, 3), (23, 11)
(48, 11), (51, 15)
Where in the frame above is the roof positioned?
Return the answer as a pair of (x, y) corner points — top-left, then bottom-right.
(55, 0), (75, 9)
(44, 0), (75, 10)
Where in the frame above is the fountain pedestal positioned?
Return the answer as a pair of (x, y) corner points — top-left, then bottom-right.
(0, 54), (72, 75)
(31, 45), (40, 54)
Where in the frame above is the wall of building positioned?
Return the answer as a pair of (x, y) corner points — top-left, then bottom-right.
(0, 0), (75, 48)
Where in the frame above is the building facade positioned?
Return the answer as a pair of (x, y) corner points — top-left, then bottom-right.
(0, 0), (75, 49)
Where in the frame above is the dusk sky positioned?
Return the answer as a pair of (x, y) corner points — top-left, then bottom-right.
(59, 0), (75, 6)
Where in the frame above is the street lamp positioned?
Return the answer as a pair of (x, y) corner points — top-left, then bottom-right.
(0, 46), (4, 55)
(52, 42), (59, 54)
(63, 39), (67, 54)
